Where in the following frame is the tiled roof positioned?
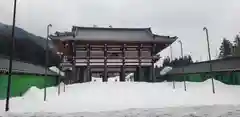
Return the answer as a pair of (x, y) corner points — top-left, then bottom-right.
(50, 26), (177, 44)
(0, 56), (58, 76)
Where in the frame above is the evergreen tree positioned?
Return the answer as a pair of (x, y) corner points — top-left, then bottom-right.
(162, 56), (171, 67)
(232, 35), (240, 56)
(162, 55), (193, 67)
(187, 55), (193, 64)
(219, 38), (233, 58)
(234, 35), (240, 46)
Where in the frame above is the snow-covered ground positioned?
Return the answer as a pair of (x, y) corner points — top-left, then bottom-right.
(1, 79), (240, 116)
(5, 105), (240, 117)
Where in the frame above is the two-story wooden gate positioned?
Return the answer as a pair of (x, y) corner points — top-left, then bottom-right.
(51, 26), (177, 83)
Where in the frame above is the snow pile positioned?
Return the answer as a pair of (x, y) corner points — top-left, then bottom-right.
(91, 77), (103, 82)
(1, 79), (240, 113)
(49, 66), (65, 76)
(125, 73), (134, 81)
(92, 76), (120, 82)
(160, 66), (172, 75)
(92, 74), (134, 82)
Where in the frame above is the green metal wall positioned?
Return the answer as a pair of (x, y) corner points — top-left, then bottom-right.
(0, 75), (57, 99)
(165, 71), (240, 85)
(214, 72), (240, 85)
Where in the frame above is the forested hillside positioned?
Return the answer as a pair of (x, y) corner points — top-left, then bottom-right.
(0, 22), (60, 67)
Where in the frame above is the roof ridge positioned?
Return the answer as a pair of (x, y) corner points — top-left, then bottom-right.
(72, 26), (150, 31)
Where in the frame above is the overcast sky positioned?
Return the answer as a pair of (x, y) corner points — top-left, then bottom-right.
(0, 0), (240, 64)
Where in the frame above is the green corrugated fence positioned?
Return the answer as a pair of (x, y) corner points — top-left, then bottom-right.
(0, 75), (58, 99)
(159, 71), (240, 85)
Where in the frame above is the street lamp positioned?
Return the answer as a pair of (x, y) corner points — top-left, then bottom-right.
(44, 24), (52, 101)
(203, 27), (215, 94)
(170, 46), (175, 89)
(178, 40), (186, 91)
(57, 52), (63, 95)
(5, 0), (17, 112)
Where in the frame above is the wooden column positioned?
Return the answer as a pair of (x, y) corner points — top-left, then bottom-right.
(76, 67), (80, 82)
(90, 71), (92, 82)
(86, 44), (91, 82)
(138, 44), (142, 81)
(103, 44), (108, 82)
(83, 67), (88, 82)
(120, 44), (126, 81)
(151, 44), (156, 82)
(79, 67), (84, 83)
(71, 41), (76, 82)
(134, 69), (139, 81)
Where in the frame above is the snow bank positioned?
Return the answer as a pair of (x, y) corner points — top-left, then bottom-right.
(160, 66), (172, 75)
(49, 66), (65, 76)
(92, 76), (120, 82)
(1, 79), (240, 113)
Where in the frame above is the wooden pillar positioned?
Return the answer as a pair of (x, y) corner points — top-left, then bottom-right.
(120, 44), (126, 81)
(83, 67), (88, 82)
(71, 57), (76, 82)
(103, 44), (108, 82)
(86, 44), (91, 82)
(151, 44), (156, 82)
(142, 67), (149, 82)
(76, 67), (79, 82)
(134, 68), (139, 81)
(90, 71), (92, 82)
(79, 67), (84, 83)
(71, 41), (76, 82)
(138, 44), (142, 81)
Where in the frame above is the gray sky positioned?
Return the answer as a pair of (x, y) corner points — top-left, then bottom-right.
(0, 0), (240, 64)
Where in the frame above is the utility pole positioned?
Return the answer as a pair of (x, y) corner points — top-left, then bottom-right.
(178, 40), (186, 91)
(57, 52), (63, 95)
(170, 46), (175, 89)
(5, 0), (17, 112)
(203, 27), (215, 94)
(58, 65), (61, 96)
(44, 24), (52, 101)
(215, 48), (218, 59)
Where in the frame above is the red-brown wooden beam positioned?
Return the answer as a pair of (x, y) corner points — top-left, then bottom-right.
(74, 56), (160, 59)
(151, 44), (156, 82)
(138, 44), (142, 81)
(120, 44), (126, 81)
(71, 41), (76, 82)
(86, 44), (91, 82)
(103, 44), (108, 82)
